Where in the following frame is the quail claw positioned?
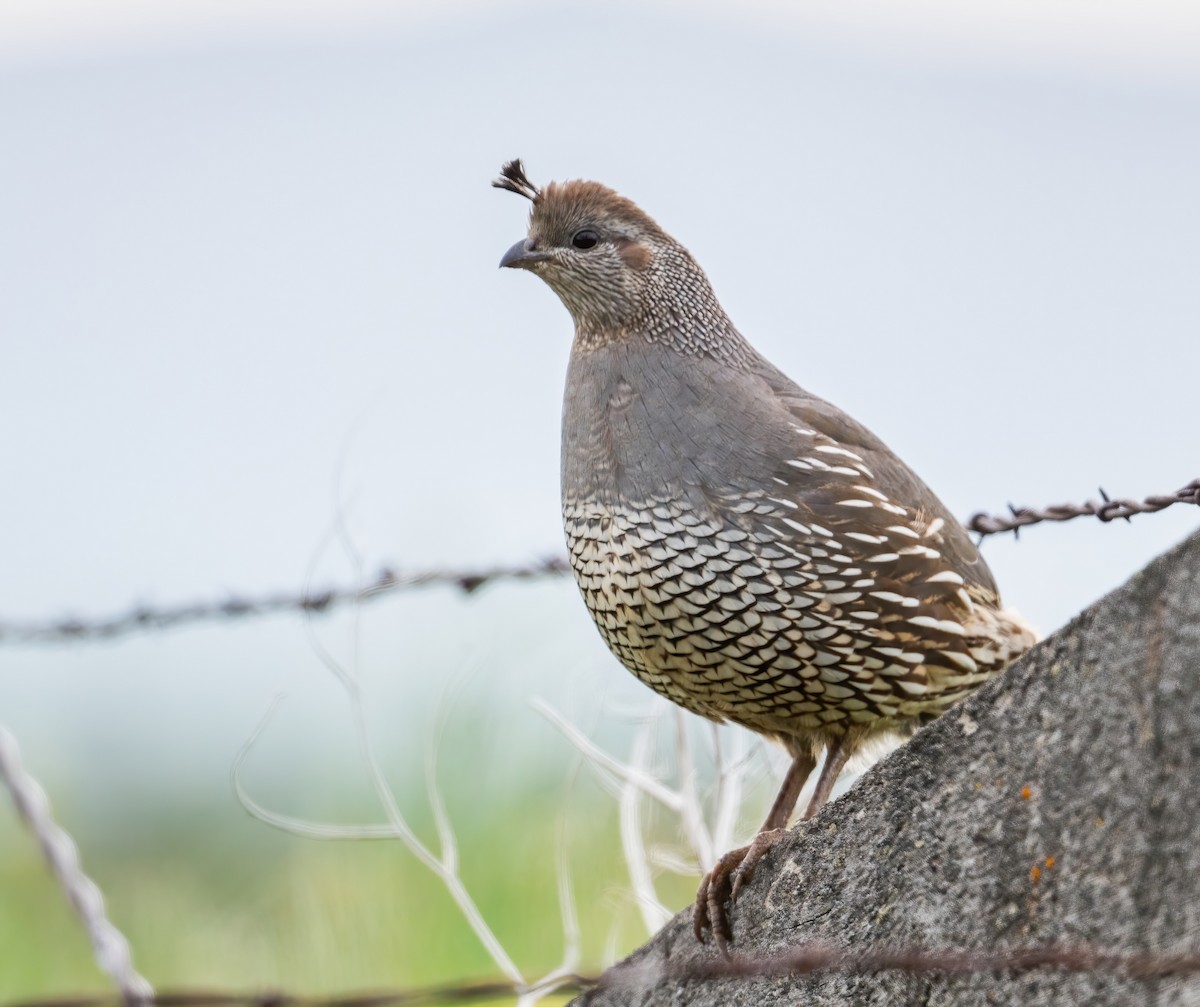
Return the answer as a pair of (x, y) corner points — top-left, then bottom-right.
(692, 829), (787, 955)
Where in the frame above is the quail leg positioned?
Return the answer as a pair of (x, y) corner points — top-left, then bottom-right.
(799, 732), (858, 822)
(694, 734), (863, 952)
(693, 750), (816, 951)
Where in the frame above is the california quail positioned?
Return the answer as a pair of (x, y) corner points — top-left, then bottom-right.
(494, 160), (1036, 949)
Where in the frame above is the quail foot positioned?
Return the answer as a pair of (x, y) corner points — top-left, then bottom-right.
(494, 160), (1036, 951)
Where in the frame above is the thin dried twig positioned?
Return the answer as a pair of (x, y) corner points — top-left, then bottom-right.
(534, 698), (780, 934)
(531, 699), (684, 813)
(230, 507), (583, 996)
(619, 713), (673, 936)
(712, 727), (763, 858)
(673, 709), (714, 872)
(0, 726), (154, 1005)
(234, 696), (525, 985)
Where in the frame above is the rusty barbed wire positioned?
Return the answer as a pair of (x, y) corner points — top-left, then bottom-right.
(967, 478), (1200, 539)
(0, 557), (569, 645)
(3, 976), (562, 1007)
(9, 941), (1200, 1007)
(2, 480), (1196, 646)
(660, 942), (1200, 983)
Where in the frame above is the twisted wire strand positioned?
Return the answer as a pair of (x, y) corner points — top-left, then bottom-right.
(7, 939), (1200, 1007)
(967, 478), (1200, 538)
(0, 558), (570, 645)
(0, 726), (154, 1005)
(0, 479), (1196, 646)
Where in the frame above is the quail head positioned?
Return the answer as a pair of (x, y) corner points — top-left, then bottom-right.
(494, 159), (1036, 950)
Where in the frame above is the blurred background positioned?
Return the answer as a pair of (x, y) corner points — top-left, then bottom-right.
(2, 0), (1198, 997)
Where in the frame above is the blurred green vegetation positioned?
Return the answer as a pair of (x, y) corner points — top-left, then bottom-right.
(0, 779), (704, 1003)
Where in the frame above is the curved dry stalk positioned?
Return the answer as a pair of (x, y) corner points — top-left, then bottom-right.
(619, 716), (673, 936)
(234, 695), (523, 984)
(673, 709), (714, 870)
(712, 727), (764, 855)
(531, 698), (683, 812)
(648, 845), (700, 876)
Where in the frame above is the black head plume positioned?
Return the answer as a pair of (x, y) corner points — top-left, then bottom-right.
(493, 159), (540, 202)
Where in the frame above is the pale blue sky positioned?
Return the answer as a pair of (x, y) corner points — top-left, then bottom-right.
(2, 3), (1197, 825)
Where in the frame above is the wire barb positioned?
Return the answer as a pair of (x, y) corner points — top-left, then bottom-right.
(967, 478), (1200, 538)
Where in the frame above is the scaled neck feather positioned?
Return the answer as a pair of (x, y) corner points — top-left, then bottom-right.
(571, 245), (755, 368)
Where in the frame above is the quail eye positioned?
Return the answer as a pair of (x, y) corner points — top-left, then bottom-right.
(571, 229), (600, 250)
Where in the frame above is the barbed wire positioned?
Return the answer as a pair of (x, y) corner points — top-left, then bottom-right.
(0, 557), (569, 645)
(966, 478), (1200, 539)
(657, 942), (1200, 983)
(8, 940), (1200, 1007)
(0, 725), (154, 1005)
(6, 975), (583, 1007)
(2, 479), (1196, 646)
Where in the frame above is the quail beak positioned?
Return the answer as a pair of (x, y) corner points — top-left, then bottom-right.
(499, 238), (549, 270)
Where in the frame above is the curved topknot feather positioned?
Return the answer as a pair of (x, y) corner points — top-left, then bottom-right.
(493, 159), (540, 202)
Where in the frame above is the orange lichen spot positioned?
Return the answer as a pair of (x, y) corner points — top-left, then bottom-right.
(1030, 864), (1042, 882)
(1020, 785), (1033, 801)
(1045, 855), (1056, 870)
(1094, 816), (1105, 827)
